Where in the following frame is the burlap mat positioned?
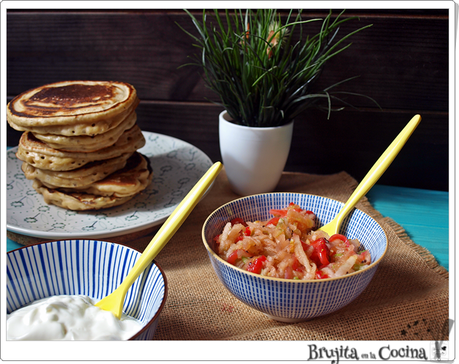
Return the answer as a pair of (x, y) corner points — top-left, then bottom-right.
(9, 169), (449, 341)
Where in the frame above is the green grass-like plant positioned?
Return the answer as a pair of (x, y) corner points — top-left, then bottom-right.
(181, 9), (377, 127)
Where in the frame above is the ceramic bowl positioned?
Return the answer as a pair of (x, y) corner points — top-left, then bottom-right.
(202, 192), (387, 322)
(6, 239), (167, 340)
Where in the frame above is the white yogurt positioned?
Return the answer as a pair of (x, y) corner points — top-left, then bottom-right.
(7, 295), (143, 340)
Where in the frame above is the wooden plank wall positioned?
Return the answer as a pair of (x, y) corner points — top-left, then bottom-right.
(6, 9), (449, 191)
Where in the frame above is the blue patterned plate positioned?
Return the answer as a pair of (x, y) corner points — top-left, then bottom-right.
(202, 193), (388, 322)
(7, 131), (213, 239)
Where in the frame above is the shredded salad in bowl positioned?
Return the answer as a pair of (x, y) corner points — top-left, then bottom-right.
(214, 202), (371, 280)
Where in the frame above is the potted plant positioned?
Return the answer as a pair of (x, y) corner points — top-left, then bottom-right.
(180, 9), (377, 195)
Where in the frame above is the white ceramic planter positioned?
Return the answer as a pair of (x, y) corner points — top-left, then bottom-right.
(219, 110), (294, 195)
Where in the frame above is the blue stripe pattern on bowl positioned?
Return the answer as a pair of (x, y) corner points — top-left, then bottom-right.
(7, 239), (167, 339)
(202, 193), (387, 322)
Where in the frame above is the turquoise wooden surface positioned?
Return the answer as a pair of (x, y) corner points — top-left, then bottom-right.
(366, 185), (449, 271)
(7, 183), (449, 271)
(7, 238), (22, 251)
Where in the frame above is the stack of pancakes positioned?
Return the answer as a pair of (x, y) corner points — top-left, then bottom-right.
(7, 80), (152, 210)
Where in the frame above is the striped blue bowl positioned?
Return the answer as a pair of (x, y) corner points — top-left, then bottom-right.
(7, 239), (167, 340)
(202, 193), (388, 322)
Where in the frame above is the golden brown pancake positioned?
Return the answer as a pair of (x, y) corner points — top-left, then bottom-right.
(52, 152), (153, 197)
(22, 152), (133, 188)
(7, 80), (138, 128)
(7, 98), (139, 136)
(9, 80), (151, 211)
(32, 180), (135, 211)
(31, 153), (153, 210)
(32, 110), (137, 152)
(16, 125), (145, 171)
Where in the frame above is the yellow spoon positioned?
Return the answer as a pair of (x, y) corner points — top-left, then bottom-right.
(96, 161), (223, 319)
(319, 114), (421, 236)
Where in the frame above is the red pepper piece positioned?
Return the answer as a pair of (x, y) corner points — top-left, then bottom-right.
(246, 255), (267, 274)
(235, 226), (251, 242)
(329, 234), (350, 247)
(310, 238), (331, 267)
(269, 209), (288, 217)
(315, 270), (329, 279)
(357, 250), (371, 264)
(227, 250), (239, 265)
(309, 251), (321, 267)
(266, 217), (280, 226)
(270, 203), (304, 219)
(292, 255), (304, 272)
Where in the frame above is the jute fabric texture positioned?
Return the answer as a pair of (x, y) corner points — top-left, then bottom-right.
(9, 169), (449, 341)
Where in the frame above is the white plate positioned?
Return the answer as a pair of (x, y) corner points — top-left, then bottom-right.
(7, 131), (213, 239)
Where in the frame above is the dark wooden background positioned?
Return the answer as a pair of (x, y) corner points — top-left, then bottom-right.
(6, 8), (449, 191)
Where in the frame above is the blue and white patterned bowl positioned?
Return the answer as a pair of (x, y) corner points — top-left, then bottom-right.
(7, 239), (167, 340)
(202, 193), (388, 322)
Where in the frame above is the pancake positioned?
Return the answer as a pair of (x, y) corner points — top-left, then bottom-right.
(32, 179), (135, 211)
(49, 152), (153, 198)
(7, 98), (139, 136)
(22, 152), (132, 188)
(10, 80), (150, 211)
(32, 110), (137, 152)
(7, 80), (138, 128)
(16, 125), (146, 171)
(31, 153), (153, 211)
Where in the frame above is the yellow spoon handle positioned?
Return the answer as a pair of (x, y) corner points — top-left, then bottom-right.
(332, 114), (421, 232)
(97, 162), (222, 318)
(119, 162), (222, 289)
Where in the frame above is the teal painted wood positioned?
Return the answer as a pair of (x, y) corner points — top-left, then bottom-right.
(7, 238), (22, 251)
(367, 185), (449, 271)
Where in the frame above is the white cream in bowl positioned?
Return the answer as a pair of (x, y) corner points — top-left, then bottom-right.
(7, 295), (142, 340)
